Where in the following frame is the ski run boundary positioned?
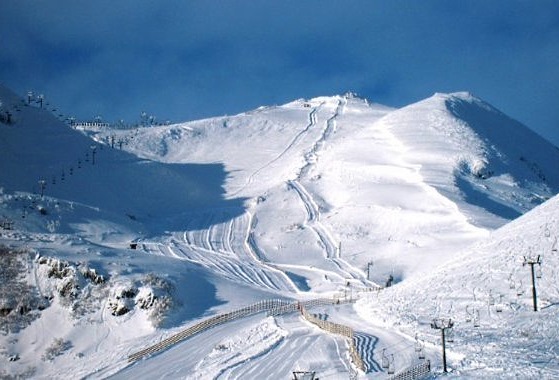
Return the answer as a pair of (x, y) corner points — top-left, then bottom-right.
(128, 297), (369, 372)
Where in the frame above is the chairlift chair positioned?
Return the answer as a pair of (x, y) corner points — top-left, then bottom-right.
(446, 329), (455, 343)
(465, 305), (473, 323)
(516, 280), (524, 296)
(473, 310), (480, 327)
(381, 349), (389, 369)
(387, 354), (395, 375)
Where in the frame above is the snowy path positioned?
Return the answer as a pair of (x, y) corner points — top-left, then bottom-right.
(112, 313), (354, 379)
(111, 315), (266, 379)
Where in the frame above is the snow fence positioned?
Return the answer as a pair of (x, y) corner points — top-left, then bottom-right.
(386, 360), (431, 380)
(298, 301), (366, 372)
(128, 297), (356, 363)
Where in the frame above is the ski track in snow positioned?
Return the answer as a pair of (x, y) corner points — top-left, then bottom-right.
(144, 211), (298, 292)
(141, 100), (372, 296)
(213, 336), (287, 379)
(231, 103), (323, 197)
(140, 102), (368, 293)
(287, 98), (374, 286)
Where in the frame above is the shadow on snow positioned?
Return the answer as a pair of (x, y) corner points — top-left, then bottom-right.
(353, 332), (382, 373)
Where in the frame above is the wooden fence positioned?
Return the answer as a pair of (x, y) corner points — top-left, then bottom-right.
(128, 299), (293, 362)
(298, 302), (366, 372)
(128, 297), (354, 363)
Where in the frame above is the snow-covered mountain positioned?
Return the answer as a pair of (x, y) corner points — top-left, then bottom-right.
(0, 84), (558, 379)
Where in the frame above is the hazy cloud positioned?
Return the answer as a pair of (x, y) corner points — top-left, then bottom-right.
(1, 1), (558, 145)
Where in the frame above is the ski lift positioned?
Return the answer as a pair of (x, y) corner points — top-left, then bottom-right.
(414, 336), (422, 352)
(446, 328), (455, 343)
(415, 336), (426, 359)
(495, 295), (504, 313)
(488, 291), (495, 306)
(465, 305), (473, 323)
(473, 310), (480, 328)
(508, 276), (516, 290)
(516, 280), (524, 296)
(536, 267), (543, 279)
(387, 354), (395, 375)
(381, 349), (389, 369)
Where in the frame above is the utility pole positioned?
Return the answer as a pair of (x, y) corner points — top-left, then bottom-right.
(431, 318), (454, 373)
(523, 255), (542, 311)
(91, 145), (97, 165)
(367, 261), (373, 280)
(38, 179), (46, 198)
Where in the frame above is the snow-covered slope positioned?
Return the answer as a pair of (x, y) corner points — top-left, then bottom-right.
(1, 84), (558, 379)
(383, 92), (558, 226)
(106, 92), (558, 283)
(357, 194), (559, 378)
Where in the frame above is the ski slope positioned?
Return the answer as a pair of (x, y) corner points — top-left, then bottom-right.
(1, 84), (559, 379)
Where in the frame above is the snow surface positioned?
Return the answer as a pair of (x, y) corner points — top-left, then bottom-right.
(1, 84), (558, 379)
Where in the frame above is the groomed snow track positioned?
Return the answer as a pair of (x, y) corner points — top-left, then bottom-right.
(144, 210), (298, 293)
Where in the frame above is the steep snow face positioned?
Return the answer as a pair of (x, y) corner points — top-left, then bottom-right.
(379, 92), (559, 228)
(356, 194), (559, 378)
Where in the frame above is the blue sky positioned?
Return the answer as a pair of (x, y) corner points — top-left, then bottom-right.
(1, 1), (559, 146)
